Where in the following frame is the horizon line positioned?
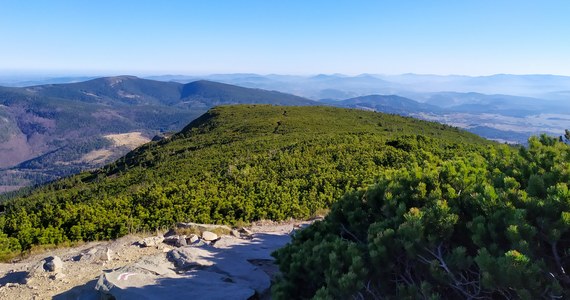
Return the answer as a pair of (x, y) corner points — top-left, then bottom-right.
(1, 71), (570, 79)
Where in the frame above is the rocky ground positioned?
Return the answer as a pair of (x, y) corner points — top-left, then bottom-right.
(0, 220), (316, 300)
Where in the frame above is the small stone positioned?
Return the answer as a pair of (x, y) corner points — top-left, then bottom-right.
(141, 236), (165, 247)
(188, 234), (199, 244)
(201, 231), (218, 241)
(44, 256), (64, 273)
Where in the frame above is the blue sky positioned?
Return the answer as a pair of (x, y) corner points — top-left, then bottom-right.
(1, 0), (569, 76)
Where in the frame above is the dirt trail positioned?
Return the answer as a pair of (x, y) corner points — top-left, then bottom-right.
(0, 220), (313, 300)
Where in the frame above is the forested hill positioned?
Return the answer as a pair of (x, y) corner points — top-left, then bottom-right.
(0, 105), (491, 256)
(180, 80), (316, 106)
(322, 94), (442, 115)
(0, 77), (318, 192)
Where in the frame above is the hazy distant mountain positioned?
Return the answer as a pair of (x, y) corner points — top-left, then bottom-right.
(0, 76), (97, 87)
(180, 80), (316, 107)
(321, 92), (570, 145)
(146, 73), (402, 100)
(419, 92), (566, 117)
(0, 77), (317, 192)
(144, 73), (570, 102)
(25, 76), (183, 105)
(323, 95), (441, 115)
(376, 73), (570, 99)
(7, 73), (570, 101)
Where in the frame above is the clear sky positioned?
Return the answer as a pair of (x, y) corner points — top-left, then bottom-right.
(1, 0), (569, 76)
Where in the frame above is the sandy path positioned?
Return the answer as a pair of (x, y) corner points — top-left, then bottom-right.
(0, 220), (313, 300)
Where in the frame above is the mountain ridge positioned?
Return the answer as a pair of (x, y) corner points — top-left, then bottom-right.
(0, 105), (492, 254)
(325, 94), (442, 115)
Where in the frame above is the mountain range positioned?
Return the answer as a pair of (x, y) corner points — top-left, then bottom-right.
(0, 77), (317, 192)
(1, 75), (569, 192)
(145, 73), (570, 100)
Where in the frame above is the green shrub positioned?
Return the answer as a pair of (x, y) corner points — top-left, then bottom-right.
(273, 136), (570, 299)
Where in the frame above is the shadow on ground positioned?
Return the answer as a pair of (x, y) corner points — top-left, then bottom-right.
(52, 233), (290, 300)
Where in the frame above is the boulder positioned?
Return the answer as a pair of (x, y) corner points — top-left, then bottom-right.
(201, 231), (218, 241)
(96, 266), (255, 300)
(92, 231), (293, 299)
(230, 229), (241, 238)
(140, 236), (164, 247)
(175, 236), (188, 247)
(43, 256), (63, 273)
(163, 235), (180, 245)
(99, 247), (113, 261)
(74, 247), (112, 262)
(238, 227), (254, 237)
(168, 247), (215, 269)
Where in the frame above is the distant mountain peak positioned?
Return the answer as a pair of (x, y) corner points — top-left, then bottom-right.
(180, 80), (317, 106)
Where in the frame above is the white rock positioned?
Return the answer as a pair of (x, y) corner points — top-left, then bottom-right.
(141, 236), (164, 247)
(168, 247), (215, 269)
(188, 234), (199, 244)
(201, 231), (218, 241)
(99, 247), (113, 261)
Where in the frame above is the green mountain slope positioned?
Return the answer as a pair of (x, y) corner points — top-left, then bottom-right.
(24, 75), (184, 106)
(0, 77), (318, 191)
(0, 105), (492, 255)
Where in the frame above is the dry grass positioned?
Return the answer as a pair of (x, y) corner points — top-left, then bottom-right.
(104, 132), (150, 149)
(1, 240), (87, 263)
(81, 149), (114, 164)
(173, 226), (231, 237)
